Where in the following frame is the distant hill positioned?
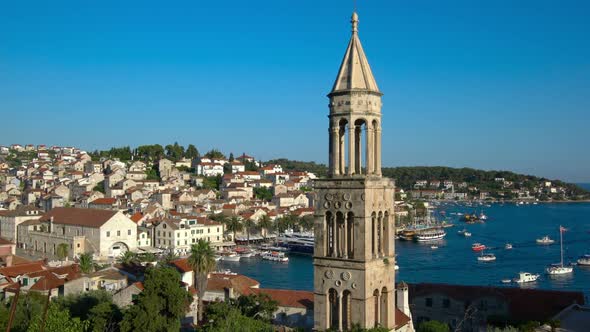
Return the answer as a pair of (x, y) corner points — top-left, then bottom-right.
(266, 159), (590, 200)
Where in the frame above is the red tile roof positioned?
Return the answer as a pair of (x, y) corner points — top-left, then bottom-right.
(0, 260), (46, 277)
(395, 308), (411, 329)
(130, 212), (143, 223)
(254, 288), (313, 309)
(90, 198), (117, 205)
(40, 207), (118, 228)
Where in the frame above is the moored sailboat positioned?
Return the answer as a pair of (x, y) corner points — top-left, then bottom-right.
(546, 226), (573, 275)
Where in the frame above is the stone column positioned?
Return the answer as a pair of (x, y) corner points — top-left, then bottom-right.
(375, 126), (382, 176)
(366, 125), (374, 175)
(343, 215), (348, 258)
(348, 124), (356, 175)
(330, 127), (340, 175)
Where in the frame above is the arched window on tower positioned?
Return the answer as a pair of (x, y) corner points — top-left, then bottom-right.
(383, 211), (390, 255)
(329, 288), (339, 330)
(371, 212), (376, 256)
(347, 212), (354, 258)
(377, 211), (383, 256)
(342, 290), (352, 330)
(380, 287), (388, 327)
(373, 289), (380, 327)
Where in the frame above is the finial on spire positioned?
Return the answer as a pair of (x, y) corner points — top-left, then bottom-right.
(351, 11), (359, 33)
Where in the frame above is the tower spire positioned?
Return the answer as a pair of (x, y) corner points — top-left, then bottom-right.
(351, 11), (359, 34)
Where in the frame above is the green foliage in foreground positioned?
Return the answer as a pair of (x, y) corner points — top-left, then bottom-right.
(417, 320), (450, 332)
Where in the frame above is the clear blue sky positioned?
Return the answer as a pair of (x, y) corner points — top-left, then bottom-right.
(1, 0), (589, 182)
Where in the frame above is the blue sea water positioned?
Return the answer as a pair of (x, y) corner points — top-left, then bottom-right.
(220, 203), (590, 299)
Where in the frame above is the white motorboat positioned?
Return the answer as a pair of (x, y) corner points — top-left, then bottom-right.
(536, 236), (555, 245)
(395, 265), (400, 271)
(577, 254), (590, 266)
(221, 253), (241, 262)
(261, 251), (289, 262)
(546, 226), (573, 275)
(505, 243), (513, 250)
(464, 232), (472, 237)
(477, 253), (496, 262)
(430, 245), (438, 250)
(479, 213), (488, 220)
(514, 272), (540, 283)
(501, 279), (512, 284)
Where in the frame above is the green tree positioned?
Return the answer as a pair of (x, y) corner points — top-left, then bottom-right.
(226, 216), (244, 242)
(87, 301), (122, 332)
(203, 301), (274, 332)
(243, 218), (257, 245)
(56, 243), (69, 261)
(78, 253), (94, 274)
(228, 152), (235, 162)
(417, 320), (450, 332)
(93, 181), (105, 194)
(299, 215), (314, 231)
(120, 266), (192, 332)
(253, 187), (273, 201)
(8, 292), (45, 332)
(116, 251), (137, 266)
(258, 215), (274, 239)
(204, 149), (225, 159)
(27, 303), (88, 332)
(185, 144), (199, 159)
(165, 142), (184, 161)
(235, 293), (278, 322)
(54, 290), (113, 321)
(188, 239), (217, 322)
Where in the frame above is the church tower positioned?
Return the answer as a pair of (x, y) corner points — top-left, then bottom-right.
(313, 12), (396, 331)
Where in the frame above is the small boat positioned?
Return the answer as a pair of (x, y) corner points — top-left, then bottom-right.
(479, 213), (488, 220)
(221, 253), (241, 262)
(505, 243), (513, 250)
(514, 272), (540, 283)
(261, 251), (289, 262)
(536, 236), (555, 245)
(464, 232), (472, 237)
(395, 265), (400, 271)
(577, 254), (590, 266)
(477, 253), (496, 262)
(501, 279), (512, 284)
(472, 243), (486, 252)
(430, 245), (438, 250)
(457, 228), (468, 235)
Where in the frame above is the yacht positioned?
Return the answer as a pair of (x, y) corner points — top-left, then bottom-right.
(536, 236), (555, 245)
(514, 272), (540, 283)
(276, 230), (314, 254)
(505, 243), (513, 250)
(546, 226), (573, 275)
(477, 253), (497, 262)
(261, 251), (289, 262)
(577, 254), (590, 266)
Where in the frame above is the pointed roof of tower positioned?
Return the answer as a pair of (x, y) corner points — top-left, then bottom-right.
(330, 12), (380, 95)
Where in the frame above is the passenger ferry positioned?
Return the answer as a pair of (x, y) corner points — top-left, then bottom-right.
(413, 227), (447, 242)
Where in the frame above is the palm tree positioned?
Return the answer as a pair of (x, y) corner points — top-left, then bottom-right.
(258, 215), (273, 239)
(243, 219), (257, 245)
(56, 243), (69, 261)
(117, 250), (137, 266)
(226, 216), (243, 242)
(188, 239), (217, 322)
(78, 253), (94, 274)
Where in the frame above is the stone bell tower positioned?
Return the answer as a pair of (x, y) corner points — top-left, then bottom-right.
(313, 12), (396, 331)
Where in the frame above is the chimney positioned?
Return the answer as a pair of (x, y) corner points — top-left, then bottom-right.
(5, 255), (13, 267)
(49, 216), (54, 233)
(396, 281), (411, 317)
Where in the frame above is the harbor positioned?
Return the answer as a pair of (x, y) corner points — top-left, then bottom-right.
(219, 202), (590, 299)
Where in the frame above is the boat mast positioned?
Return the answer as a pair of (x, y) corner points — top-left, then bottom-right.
(560, 225), (564, 267)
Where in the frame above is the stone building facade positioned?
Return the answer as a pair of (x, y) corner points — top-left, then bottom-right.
(313, 12), (397, 331)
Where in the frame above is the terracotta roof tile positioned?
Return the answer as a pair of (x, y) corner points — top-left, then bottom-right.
(254, 288), (313, 309)
(40, 207), (118, 228)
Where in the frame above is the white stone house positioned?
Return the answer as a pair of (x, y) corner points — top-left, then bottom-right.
(16, 207), (137, 259)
